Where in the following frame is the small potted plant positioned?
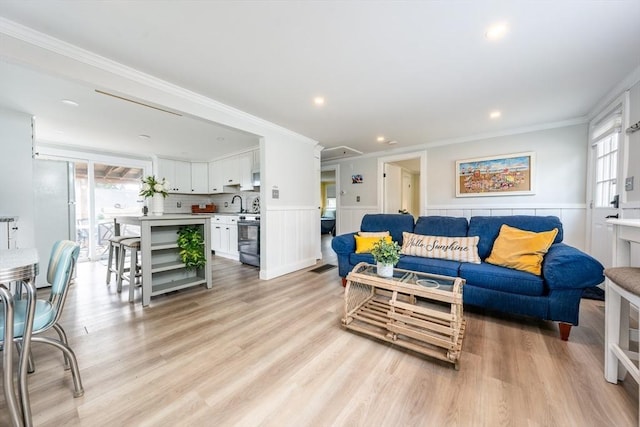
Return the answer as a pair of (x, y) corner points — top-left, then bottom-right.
(177, 225), (207, 270)
(370, 238), (401, 277)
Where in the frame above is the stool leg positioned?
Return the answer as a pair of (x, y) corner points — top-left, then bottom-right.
(605, 280), (623, 383)
(106, 243), (113, 284)
(129, 249), (138, 303)
(117, 245), (126, 293)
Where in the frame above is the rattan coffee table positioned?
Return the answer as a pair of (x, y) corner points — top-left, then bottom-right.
(342, 262), (466, 369)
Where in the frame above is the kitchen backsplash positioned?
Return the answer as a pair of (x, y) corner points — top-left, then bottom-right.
(162, 191), (260, 214)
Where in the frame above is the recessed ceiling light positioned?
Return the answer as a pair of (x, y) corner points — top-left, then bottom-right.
(313, 96), (325, 106)
(138, 134), (151, 140)
(377, 136), (385, 142)
(485, 23), (508, 40)
(61, 99), (79, 107)
(490, 111), (502, 119)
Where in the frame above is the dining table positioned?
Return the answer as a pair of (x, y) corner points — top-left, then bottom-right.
(0, 248), (39, 427)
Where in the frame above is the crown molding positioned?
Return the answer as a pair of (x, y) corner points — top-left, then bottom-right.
(0, 17), (317, 145)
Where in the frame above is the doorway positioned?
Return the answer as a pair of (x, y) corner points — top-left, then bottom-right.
(378, 152), (426, 218)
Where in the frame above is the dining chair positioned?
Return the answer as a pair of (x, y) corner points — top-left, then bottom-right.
(2, 240), (84, 399)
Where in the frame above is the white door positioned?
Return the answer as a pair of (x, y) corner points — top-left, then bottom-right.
(589, 114), (622, 268)
(383, 163), (402, 214)
(33, 159), (74, 287)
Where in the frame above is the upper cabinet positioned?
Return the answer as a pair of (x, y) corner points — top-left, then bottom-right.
(208, 160), (224, 194)
(157, 158), (192, 193)
(191, 162), (209, 194)
(160, 147), (258, 195)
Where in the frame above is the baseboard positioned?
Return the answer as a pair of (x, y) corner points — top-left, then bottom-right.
(260, 257), (317, 280)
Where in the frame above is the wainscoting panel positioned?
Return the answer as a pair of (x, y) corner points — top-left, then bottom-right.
(262, 207), (319, 280)
(426, 205), (587, 250)
(339, 206), (379, 234)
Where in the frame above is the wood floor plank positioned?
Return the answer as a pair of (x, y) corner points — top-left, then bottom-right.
(0, 236), (637, 426)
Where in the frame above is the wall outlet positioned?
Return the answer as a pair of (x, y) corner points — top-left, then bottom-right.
(177, 201), (182, 208)
(272, 189), (280, 199)
(356, 196), (360, 202)
(625, 176), (634, 191)
(224, 202), (229, 207)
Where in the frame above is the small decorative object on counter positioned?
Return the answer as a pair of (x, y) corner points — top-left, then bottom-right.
(370, 238), (401, 277)
(139, 175), (169, 216)
(191, 204), (216, 214)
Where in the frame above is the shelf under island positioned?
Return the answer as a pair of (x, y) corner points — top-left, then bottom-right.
(115, 214), (212, 306)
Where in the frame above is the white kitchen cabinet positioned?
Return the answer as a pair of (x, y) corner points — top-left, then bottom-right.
(191, 162), (208, 193)
(208, 160), (224, 193)
(252, 148), (260, 172)
(222, 156), (240, 186)
(238, 152), (254, 191)
(157, 158), (191, 193)
(211, 214), (239, 260)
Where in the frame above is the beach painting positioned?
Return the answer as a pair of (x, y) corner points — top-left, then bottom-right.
(455, 152), (535, 197)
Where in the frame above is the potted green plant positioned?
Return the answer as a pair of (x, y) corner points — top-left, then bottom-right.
(176, 225), (207, 270)
(370, 238), (401, 277)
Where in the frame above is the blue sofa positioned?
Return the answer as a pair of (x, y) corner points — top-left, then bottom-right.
(331, 214), (604, 340)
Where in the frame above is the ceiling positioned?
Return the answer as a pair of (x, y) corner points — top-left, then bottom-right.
(0, 1), (639, 160)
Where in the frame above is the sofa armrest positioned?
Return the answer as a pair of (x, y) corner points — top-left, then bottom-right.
(543, 243), (604, 290)
(331, 232), (357, 254)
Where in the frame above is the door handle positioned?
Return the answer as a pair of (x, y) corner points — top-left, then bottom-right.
(610, 194), (619, 209)
(606, 214), (619, 219)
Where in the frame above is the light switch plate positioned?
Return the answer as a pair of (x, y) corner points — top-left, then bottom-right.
(272, 189), (279, 199)
(626, 176), (634, 191)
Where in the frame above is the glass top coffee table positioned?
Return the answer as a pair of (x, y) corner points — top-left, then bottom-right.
(342, 262), (466, 369)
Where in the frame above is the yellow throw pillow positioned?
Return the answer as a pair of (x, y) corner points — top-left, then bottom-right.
(400, 232), (481, 264)
(358, 231), (390, 238)
(485, 224), (559, 275)
(355, 235), (392, 254)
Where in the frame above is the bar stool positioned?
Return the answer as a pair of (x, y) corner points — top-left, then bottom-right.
(116, 237), (142, 303)
(106, 235), (136, 285)
(604, 266), (640, 419)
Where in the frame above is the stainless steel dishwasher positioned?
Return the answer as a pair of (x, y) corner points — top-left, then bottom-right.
(237, 215), (260, 267)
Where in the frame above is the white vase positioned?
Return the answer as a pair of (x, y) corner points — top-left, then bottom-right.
(377, 262), (394, 278)
(151, 193), (164, 216)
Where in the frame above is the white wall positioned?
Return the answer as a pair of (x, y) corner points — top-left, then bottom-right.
(326, 123), (590, 249)
(625, 81), (640, 204)
(0, 109), (35, 248)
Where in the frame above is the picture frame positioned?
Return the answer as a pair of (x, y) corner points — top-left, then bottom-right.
(352, 174), (363, 184)
(455, 152), (535, 197)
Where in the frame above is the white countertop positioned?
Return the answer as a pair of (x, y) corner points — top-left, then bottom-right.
(0, 248), (38, 270)
(607, 218), (640, 228)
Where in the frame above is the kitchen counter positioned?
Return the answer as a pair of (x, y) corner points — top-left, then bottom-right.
(114, 215), (212, 306)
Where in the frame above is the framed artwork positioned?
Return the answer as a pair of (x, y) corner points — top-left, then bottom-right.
(352, 174), (363, 184)
(455, 152), (535, 197)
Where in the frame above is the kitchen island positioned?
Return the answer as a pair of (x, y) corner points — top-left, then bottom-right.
(115, 214), (212, 306)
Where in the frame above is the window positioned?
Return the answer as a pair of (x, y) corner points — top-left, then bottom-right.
(592, 112), (621, 208)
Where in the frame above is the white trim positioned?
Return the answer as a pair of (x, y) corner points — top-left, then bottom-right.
(427, 203), (587, 210)
(263, 206), (318, 212)
(340, 205), (378, 211)
(0, 17), (316, 144)
(260, 257), (317, 280)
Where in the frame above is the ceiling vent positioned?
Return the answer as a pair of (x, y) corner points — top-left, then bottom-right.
(321, 145), (363, 161)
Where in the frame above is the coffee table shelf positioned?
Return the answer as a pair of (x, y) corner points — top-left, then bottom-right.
(342, 262), (465, 369)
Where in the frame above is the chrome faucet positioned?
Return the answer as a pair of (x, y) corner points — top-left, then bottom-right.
(231, 195), (244, 213)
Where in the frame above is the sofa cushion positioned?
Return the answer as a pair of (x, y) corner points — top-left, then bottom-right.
(414, 216), (469, 237)
(468, 215), (564, 259)
(460, 262), (545, 296)
(349, 252), (376, 266)
(400, 232), (480, 264)
(485, 225), (558, 275)
(397, 255), (461, 278)
(361, 214), (414, 245)
(358, 231), (390, 238)
(354, 235), (391, 254)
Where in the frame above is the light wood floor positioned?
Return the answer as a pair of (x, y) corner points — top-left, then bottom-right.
(1, 235), (637, 426)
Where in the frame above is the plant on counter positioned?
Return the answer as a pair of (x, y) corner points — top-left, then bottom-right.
(177, 225), (207, 270)
(139, 175), (169, 198)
